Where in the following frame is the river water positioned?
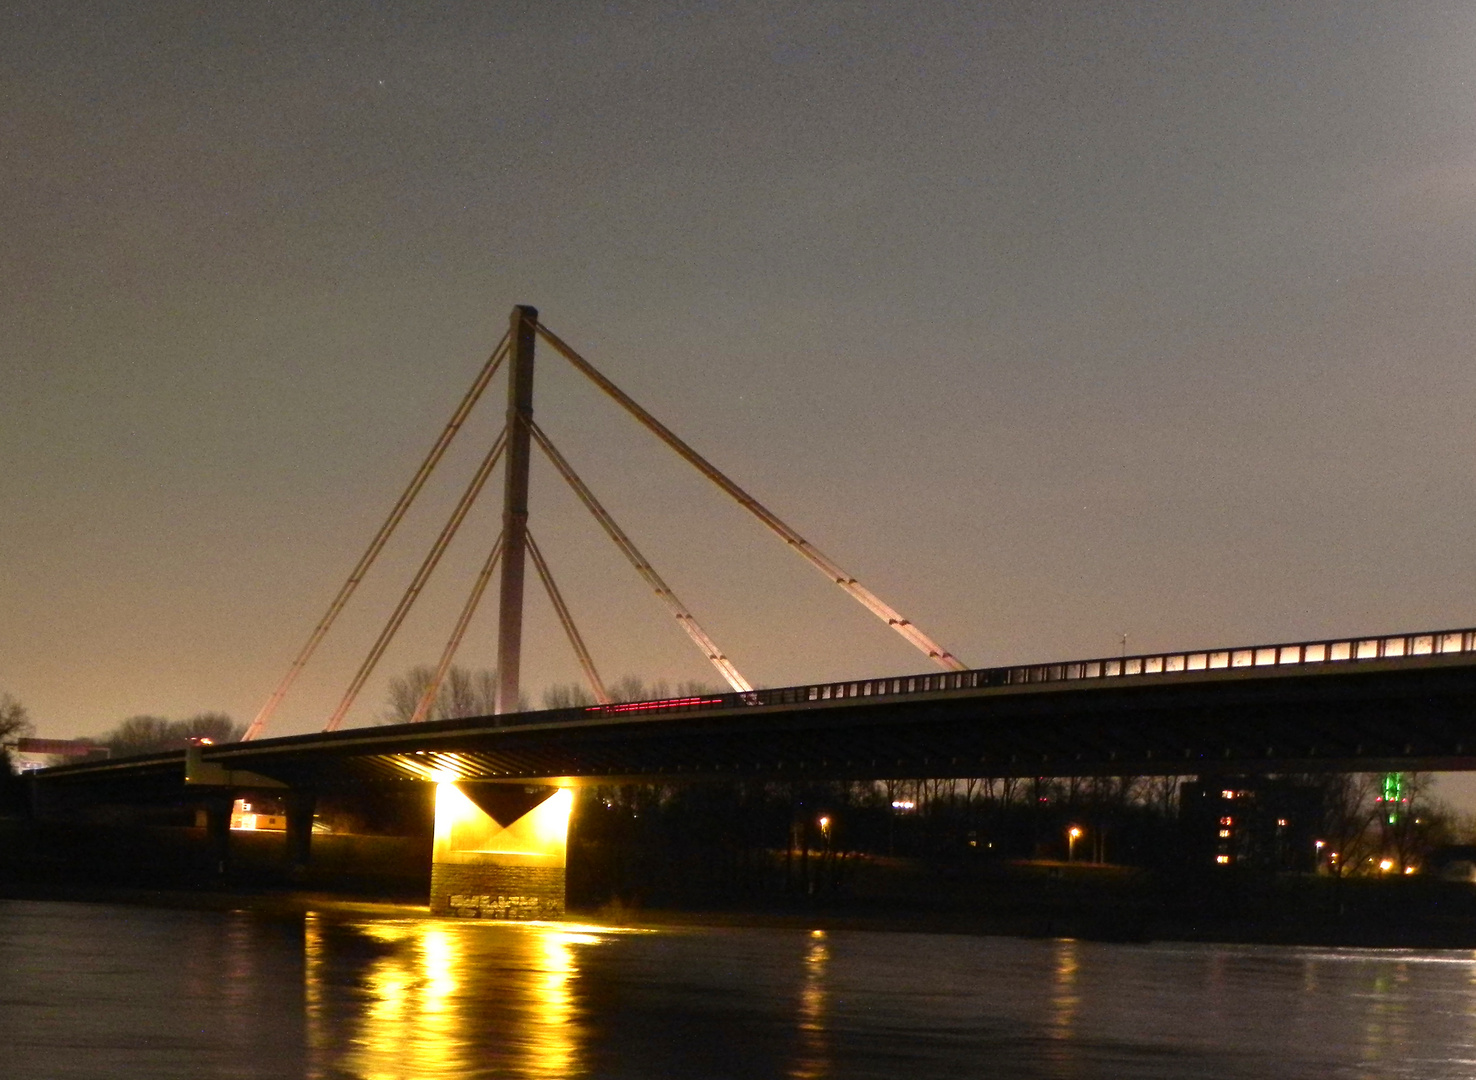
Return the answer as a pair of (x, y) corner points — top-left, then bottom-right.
(4, 899), (1476, 1079)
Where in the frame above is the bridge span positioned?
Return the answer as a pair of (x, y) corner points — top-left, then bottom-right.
(39, 624), (1476, 788)
(32, 624), (1476, 919)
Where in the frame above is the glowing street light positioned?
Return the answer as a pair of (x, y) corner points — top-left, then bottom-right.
(1067, 826), (1083, 863)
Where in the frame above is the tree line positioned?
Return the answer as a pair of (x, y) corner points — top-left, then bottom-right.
(0, 667), (712, 766)
(381, 665), (719, 722)
(569, 768), (1467, 910)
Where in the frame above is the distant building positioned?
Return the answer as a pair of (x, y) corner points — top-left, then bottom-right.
(230, 798), (287, 831)
(1180, 778), (1322, 871)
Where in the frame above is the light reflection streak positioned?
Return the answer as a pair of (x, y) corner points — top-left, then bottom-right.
(1045, 938), (1082, 1079)
(1360, 961), (1412, 1070)
(533, 931), (578, 1078)
(789, 930), (831, 1079)
(301, 915), (606, 1079)
(1050, 939), (1080, 1041)
(415, 927), (460, 1070)
(303, 913), (328, 1080)
(220, 913), (255, 1058)
(1463, 953), (1476, 1065)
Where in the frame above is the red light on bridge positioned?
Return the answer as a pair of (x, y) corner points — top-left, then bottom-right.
(589, 696), (726, 715)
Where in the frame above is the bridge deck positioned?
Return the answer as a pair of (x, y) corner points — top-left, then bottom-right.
(35, 626), (1476, 788)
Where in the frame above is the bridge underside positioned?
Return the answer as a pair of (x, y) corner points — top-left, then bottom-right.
(38, 657), (1476, 800)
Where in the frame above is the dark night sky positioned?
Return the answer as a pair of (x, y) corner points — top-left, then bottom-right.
(4, 3), (1475, 800)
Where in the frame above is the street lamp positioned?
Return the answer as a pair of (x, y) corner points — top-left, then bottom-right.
(1067, 826), (1083, 863)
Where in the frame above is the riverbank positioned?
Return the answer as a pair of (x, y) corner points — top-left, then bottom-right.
(7, 869), (1476, 949)
(7, 816), (1476, 946)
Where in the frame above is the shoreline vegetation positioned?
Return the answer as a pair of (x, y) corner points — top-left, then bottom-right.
(7, 878), (1476, 952)
(7, 817), (1476, 949)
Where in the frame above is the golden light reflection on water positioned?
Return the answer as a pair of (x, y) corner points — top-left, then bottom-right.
(532, 930), (578, 1078)
(789, 929), (831, 1080)
(1050, 938), (1080, 1042)
(303, 916), (620, 1079)
(304, 913), (327, 1070)
(1359, 960), (1412, 1071)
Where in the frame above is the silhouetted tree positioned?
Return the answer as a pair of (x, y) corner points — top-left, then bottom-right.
(1315, 773), (1384, 878)
(90, 713), (246, 757)
(1377, 772), (1454, 870)
(381, 665), (509, 723)
(0, 692), (34, 783)
(103, 715), (173, 755)
(1141, 775), (1189, 819)
(442, 667), (498, 718)
(0, 693), (33, 747)
(171, 712), (246, 745)
(541, 683), (596, 710)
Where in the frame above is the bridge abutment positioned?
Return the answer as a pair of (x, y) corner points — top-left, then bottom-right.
(429, 783), (569, 919)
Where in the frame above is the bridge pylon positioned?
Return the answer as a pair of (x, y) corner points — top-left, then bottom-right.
(495, 305), (538, 715)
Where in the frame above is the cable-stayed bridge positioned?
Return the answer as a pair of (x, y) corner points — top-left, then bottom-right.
(30, 307), (1476, 918)
(239, 304), (961, 745)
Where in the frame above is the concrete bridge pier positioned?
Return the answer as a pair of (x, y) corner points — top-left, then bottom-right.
(201, 792), (235, 876)
(284, 790), (316, 870)
(429, 782), (571, 919)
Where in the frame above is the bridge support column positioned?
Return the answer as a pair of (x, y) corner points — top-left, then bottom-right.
(284, 791), (316, 869)
(429, 783), (570, 919)
(201, 793), (234, 877)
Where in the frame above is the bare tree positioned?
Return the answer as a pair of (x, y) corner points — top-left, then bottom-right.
(91, 713), (244, 756)
(0, 692), (34, 777)
(441, 666), (497, 718)
(382, 664), (508, 723)
(105, 715), (174, 755)
(384, 665), (434, 723)
(542, 683), (596, 709)
(172, 712), (246, 744)
(1140, 775), (1188, 819)
(611, 675), (658, 703)
(0, 693), (32, 746)
(1376, 772), (1452, 870)
(1318, 773), (1383, 878)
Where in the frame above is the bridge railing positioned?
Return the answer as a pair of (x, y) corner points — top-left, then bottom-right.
(575, 627), (1476, 722)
